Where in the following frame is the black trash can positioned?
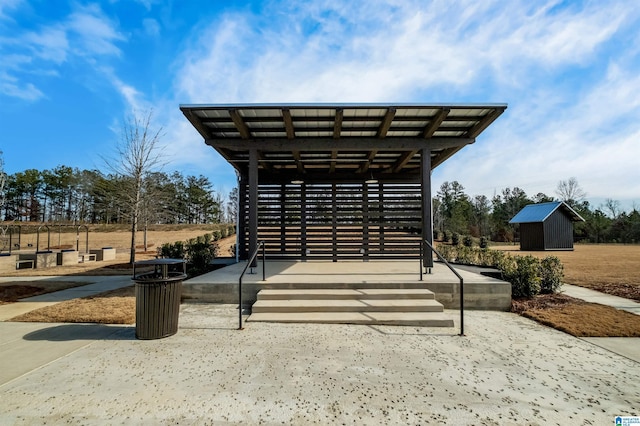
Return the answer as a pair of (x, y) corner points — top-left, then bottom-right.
(132, 258), (187, 340)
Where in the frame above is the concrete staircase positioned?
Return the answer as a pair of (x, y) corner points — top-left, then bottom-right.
(247, 288), (454, 327)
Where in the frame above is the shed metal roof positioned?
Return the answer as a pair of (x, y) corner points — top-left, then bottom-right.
(509, 201), (585, 224)
(180, 103), (507, 182)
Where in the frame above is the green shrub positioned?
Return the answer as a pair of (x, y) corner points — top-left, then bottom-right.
(504, 255), (541, 298)
(442, 230), (450, 243)
(451, 233), (460, 246)
(456, 246), (475, 264)
(539, 256), (564, 294)
(158, 241), (185, 259)
(185, 234), (218, 274)
(463, 235), (473, 247)
(479, 236), (489, 249)
(212, 230), (222, 241)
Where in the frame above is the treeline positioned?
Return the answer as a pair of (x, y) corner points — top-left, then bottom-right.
(1, 166), (236, 225)
(435, 180), (640, 244)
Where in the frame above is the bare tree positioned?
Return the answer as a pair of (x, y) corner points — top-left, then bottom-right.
(0, 151), (6, 211)
(604, 198), (621, 219)
(555, 177), (586, 206)
(103, 111), (165, 264)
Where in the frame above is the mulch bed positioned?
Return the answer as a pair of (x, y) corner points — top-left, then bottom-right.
(512, 293), (640, 337)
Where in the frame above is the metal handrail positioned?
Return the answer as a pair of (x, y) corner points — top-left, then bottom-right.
(421, 239), (465, 336)
(238, 241), (266, 330)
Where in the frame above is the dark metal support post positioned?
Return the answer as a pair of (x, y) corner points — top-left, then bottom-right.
(249, 149), (258, 267)
(420, 148), (434, 270)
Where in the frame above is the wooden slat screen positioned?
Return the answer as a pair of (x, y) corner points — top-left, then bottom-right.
(240, 182), (422, 260)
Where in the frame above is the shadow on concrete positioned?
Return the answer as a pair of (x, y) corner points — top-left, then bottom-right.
(22, 323), (135, 341)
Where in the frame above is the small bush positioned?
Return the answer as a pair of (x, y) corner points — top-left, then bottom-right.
(442, 230), (450, 243)
(504, 255), (541, 298)
(212, 230), (222, 241)
(463, 235), (473, 247)
(451, 233), (460, 246)
(539, 256), (564, 294)
(185, 234), (218, 274)
(158, 241), (185, 259)
(479, 236), (489, 249)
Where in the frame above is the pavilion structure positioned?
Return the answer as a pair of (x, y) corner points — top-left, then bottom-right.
(180, 104), (507, 268)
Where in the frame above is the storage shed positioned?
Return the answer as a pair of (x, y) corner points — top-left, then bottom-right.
(509, 201), (585, 251)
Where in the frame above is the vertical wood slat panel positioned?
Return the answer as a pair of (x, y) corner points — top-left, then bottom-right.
(241, 181), (422, 260)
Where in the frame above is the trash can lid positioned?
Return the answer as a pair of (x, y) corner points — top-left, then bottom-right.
(133, 258), (184, 266)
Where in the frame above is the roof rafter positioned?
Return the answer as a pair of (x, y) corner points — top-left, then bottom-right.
(333, 108), (343, 139)
(377, 107), (396, 138)
(282, 108), (295, 139)
(229, 109), (251, 139)
(422, 108), (450, 138)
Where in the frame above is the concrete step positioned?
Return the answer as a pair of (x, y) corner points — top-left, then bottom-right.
(247, 311), (454, 327)
(251, 298), (445, 313)
(257, 288), (436, 300)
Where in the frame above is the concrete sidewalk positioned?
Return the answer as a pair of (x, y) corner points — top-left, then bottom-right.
(0, 306), (638, 424)
(562, 284), (640, 315)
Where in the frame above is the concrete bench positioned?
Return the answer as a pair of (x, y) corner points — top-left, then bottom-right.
(79, 253), (97, 263)
(57, 250), (79, 266)
(16, 259), (34, 270)
(89, 247), (116, 261)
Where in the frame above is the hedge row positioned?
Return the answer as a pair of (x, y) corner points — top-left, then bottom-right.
(436, 245), (564, 298)
(157, 225), (236, 275)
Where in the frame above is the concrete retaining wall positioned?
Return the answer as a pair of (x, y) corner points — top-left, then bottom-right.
(57, 250), (79, 266)
(20, 252), (58, 269)
(0, 254), (19, 273)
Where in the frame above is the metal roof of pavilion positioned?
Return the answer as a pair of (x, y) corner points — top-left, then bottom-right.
(509, 201), (585, 224)
(180, 103), (507, 183)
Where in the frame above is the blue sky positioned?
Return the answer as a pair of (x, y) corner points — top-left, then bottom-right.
(1, 0), (639, 210)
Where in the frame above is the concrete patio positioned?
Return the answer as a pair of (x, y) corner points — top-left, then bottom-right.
(183, 260), (512, 311)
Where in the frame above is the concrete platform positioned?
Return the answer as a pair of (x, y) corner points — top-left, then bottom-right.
(183, 260), (511, 310)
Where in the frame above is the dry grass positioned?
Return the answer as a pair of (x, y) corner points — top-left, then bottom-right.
(11, 286), (135, 324)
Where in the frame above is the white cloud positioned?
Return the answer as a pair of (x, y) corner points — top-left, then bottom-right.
(142, 18), (160, 37)
(168, 0), (640, 203)
(66, 4), (124, 57)
(0, 3), (124, 101)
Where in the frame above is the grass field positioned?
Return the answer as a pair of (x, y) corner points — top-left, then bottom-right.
(492, 243), (640, 301)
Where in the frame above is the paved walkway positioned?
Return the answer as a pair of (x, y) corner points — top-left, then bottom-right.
(0, 276), (133, 321)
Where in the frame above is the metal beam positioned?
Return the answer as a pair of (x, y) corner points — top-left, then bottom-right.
(249, 149), (258, 266)
(421, 147), (434, 268)
(205, 137), (474, 151)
